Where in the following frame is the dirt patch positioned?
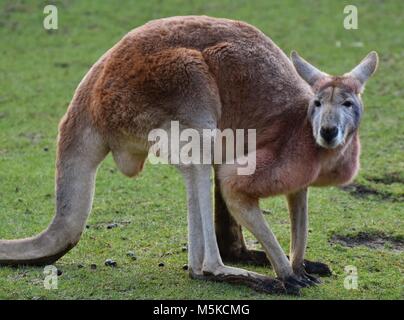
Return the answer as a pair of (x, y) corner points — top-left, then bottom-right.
(330, 232), (404, 252)
(340, 183), (403, 202)
(365, 172), (404, 185)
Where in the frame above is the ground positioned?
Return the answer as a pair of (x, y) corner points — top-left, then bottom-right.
(0, 0), (403, 299)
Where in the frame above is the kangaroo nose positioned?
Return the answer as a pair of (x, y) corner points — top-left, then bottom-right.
(320, 126), (338, 142)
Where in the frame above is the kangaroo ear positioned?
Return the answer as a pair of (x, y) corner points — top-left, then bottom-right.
(290, 51), (328, 86)
(346, 51), (379, 85)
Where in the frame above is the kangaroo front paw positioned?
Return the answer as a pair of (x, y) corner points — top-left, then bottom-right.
(298, 270), (322, 286)
(280, 271), (320, 295)
(293, 265), (322, 286)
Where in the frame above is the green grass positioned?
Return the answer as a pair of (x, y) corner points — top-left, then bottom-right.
(0, 0), (403, 299)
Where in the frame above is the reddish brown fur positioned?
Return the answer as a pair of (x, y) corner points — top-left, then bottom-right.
(1, 17), (377, 282)
(66, 15), (360, 202)
(313, 76), (363, 94)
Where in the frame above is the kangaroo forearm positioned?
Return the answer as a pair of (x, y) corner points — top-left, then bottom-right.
(287, 189), (308, 271)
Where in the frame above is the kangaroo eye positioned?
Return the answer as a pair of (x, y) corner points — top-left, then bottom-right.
(314, 100), (321, 107)
(343, 101), (353, 107)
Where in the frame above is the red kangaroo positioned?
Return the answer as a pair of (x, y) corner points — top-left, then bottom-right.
(0, 16), (378, 295)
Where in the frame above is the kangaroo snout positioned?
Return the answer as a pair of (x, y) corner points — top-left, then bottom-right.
(320, 126), (338, 143)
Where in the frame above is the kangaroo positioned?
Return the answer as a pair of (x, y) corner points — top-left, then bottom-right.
(0, 16), (378, 295)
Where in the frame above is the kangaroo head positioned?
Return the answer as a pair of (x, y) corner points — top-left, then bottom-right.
(291, 51), (378, 149)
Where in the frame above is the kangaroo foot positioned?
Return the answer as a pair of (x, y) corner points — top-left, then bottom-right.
(189, 266), (287, 295)
(223, 249), (332, 276)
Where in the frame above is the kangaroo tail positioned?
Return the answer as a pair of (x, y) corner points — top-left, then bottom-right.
(0, 109), (108, 266)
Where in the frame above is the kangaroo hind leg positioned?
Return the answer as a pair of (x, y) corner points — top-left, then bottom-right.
(174, 125), (285, 295)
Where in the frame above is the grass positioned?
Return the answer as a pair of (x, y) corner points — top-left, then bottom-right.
(0, 0), (403, 300)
